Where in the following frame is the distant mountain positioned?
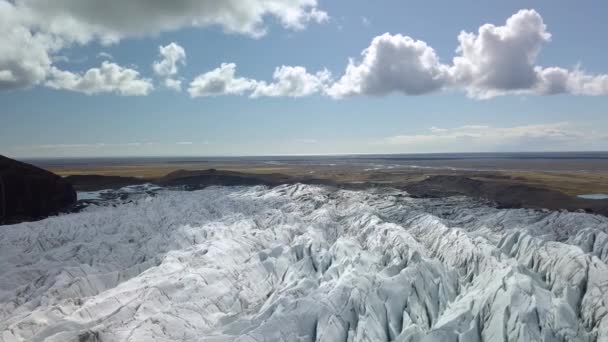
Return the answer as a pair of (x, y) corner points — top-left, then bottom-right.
(0, 155), (76, 225)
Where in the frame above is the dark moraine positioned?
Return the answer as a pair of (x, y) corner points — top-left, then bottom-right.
(0, 155), (76, 225)
(158, 169), (335, 189)
(65, 174), (148, 191)
(404, 175), (608, 217)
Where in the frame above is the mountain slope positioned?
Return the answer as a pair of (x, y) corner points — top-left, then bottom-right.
(0, 155), (76, 224)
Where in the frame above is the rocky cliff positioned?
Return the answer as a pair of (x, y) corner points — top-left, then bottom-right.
(0, 155), (76, 224)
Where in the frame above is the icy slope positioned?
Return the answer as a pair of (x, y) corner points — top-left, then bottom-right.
(1, 184), (607, 341)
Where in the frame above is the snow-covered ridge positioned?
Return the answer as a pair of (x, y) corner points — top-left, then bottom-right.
(1, 184), (607, 341)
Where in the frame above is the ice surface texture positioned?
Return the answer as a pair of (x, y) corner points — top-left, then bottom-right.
(1, 184), (608, 341)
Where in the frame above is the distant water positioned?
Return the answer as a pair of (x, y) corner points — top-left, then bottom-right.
(578, 194), (608, 200)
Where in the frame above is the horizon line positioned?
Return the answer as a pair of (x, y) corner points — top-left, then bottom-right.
(12, 150), (608, 161)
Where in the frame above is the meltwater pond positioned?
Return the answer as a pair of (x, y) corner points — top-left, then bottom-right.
(578, 193), (608, 200)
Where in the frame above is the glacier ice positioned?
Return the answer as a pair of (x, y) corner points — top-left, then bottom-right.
(1, 184), (607, 341)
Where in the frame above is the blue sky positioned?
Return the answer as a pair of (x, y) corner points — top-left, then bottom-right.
(1, 0), (608, 158)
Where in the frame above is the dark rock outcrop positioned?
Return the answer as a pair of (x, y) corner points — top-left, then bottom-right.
(404, 175), (608, 216)
(158, 169), (291, 189)
(0, 155), (76, 225)
(158, 169), (336, 190)
(64, 175), (148, 191)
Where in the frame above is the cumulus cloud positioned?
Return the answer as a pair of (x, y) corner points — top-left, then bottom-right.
(328, 9), (608, 99)
(184, 10), (606, 100)
(302, 8), (330, 27)
(189, 64), (331, 98)
(451, 10), (608, 98)
(3, 2), (607, 101)
(164, 78), (183, 92)
(535, 66), (608, 96)
(451, 9), (551, 98)
(46, 61), (154, 96)
(251, 66), (331, 97)
(153, 42), (186, 91)
(0, 0), (327, 91)
(188, 63), (257, 97)
(153, 43), (186, 77)
(19, 0), (328, 39)
(0, 1), (57, 90)
(0, 29), (52, 90)
(327, 33), (449, 98)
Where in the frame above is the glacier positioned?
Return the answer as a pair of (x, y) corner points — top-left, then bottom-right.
(1, 184), (608, 341)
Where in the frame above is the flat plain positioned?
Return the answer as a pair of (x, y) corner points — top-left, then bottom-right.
(31, 153), (608, 196)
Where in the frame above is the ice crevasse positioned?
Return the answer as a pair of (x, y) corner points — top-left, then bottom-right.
(0, 184), (607, 341)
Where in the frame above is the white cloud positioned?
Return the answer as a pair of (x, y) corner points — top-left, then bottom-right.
(3, 3), (607, 100)
(251, 66), (331, 97)
(153, 43), (186, 77)
(164, 78), (183, 92)
(327, 33), (449, 98)
(536, 66), (608, 96)
(0, 0), (327, 91)
(97, 52), (113, 60)
(46, 61), (154, 96)
(303, 8), (329, 26)
(451, 9), (551, 98)
(361, 16), (370, 27)
(189, 63), (330, 98)
(382, 122), (593, 152)
(153, 42), (186, 91)
(19, 0), (328, 39)
(0, 1), (56, 90)
(21, 142), (156, 149)
(450, 10), (608, 98)
(328, 9), (608, 99)
(188, 63), (257, 97)
(184, 9), (608, 100)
